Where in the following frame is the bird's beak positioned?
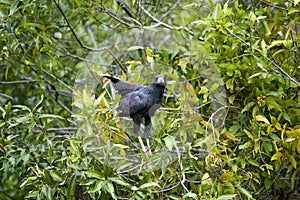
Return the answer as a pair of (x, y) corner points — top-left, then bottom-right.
(157, 76), (165, 84)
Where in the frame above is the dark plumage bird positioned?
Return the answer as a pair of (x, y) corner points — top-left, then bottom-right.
(103, 75), (167, 156)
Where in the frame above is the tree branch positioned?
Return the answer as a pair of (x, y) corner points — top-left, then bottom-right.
(116, 0), (135, 18)
(225, 27), (300, 87)
(137, 2), (204, 41)
(0, 80), (37, 85)
(53, 0), (107, 52)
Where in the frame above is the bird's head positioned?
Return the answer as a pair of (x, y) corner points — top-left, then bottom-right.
(153, 75), (167, 87)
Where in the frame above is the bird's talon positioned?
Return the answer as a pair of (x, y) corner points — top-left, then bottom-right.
(146, 149), (152, 157)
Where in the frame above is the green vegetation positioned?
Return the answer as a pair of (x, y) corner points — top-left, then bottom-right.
(1, 0), (300, 199)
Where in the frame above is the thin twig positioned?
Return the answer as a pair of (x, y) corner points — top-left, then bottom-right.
(225, 27), (300, 87)
(175, 141), (189, 193)
(116, 0), (135, 18)
(41, 68), (75, 92)
(159, 0), (180, 21)
(137, 2), (204, 41)
(53, 0), (107, 52)
(99, 4), (132, 27)
(260, 0), (288, 11)
(0, 80), (37, 85)
(106, 48), (127, 74)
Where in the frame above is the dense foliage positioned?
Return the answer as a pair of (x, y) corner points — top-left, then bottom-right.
(1, 0), (300, 199)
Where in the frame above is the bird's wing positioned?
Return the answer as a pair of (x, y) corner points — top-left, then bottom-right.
(103, 75), (142, 96)
(118, 87), (154, 116)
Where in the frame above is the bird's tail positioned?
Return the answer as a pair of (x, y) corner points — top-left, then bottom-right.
(102, 75), (120, 84)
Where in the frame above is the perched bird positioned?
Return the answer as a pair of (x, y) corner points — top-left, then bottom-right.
(103, 75), (167, 156)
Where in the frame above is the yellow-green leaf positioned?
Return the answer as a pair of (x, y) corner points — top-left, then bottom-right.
(224, 131), (239, 141)
(287, 154), (297, 169)
(255, 115), (270, 124)
(297, 138), (300, 154)
(271, 151), (282, 161)
(286, 138), (296, 142)
(210, 83), (219, 92)
(146, 55), (153, 63)
(187, 82), (197, 99)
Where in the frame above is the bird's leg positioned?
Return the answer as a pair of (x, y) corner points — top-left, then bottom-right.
(133, 116), (147, 155)
(138, 136), (147, 155)
(144, 116), (152, 156)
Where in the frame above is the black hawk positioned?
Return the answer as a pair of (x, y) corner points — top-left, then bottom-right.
(104, 75), (167, 156)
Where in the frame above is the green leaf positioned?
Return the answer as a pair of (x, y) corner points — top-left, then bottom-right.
(39, 114), (64, 119)
(127, 46), (144, 51)
(271, 151), (282, 161)
(146, 55), (154, 63)
(9, 0), (19, 16)
(226, 79), (234, 91)
(186, 82), (198, 99)
(269, 134), (280, 141)
(12, 105), (32, 112)
(261, 39), (267, 54)
(33, 94), (44, 112)
(297, 138), (300, 154)
(109, 177), (130, 186)
(145, 47), (153, 56)
(163, 135), (176, 151)
(238, 186), (253, 199)
(191, 20), (210, 26)
(50, 170), (63, 182)
(16, 116), (31, 123)
(214, 4), (222, 21)
(85, 170), (103, 179)
(80, 180), (96, 186)
(183, 192), (198, 199)
(244, 129), (254, 140)
(42, 169), (55, 185)
(285, 138), (296, 142)
(89, 180), (104, 193)
(241, 102), (255, 113)
(139, 182), (159, 189)
(287, 154), (297, 169)
(68, 174), (76, 200)
(217, 194), (238, 200)
(266, 97), (282, 111)
(104, 182), (116, 199)
(249, 159), (259, 167)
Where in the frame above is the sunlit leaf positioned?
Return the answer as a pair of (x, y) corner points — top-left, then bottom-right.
(224, 131), (239, 141)
(271, 151), (282, 161)
(287, 154), (297, 169)
(217, 194), (238, 200)
(255, 115), (270, 124)
(163, 135), (176, 151)
(85, 170), (103, 179)
(139, 182), (159, 189)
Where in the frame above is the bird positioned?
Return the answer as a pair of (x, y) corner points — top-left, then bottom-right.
(103, 75), (167, 157)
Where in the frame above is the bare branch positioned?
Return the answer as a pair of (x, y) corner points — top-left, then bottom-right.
(175, 142), (189, 193)
(41, 68), (75, 92)
(106, 48), (128, 74)
(260, 0), (288, 11)
(159, 0), (180, 21)
(53, 0), (107, 52)
(98, 4), (132, 27)
(0, 80), (37, 85)
(116, 0), (135, 18)
(137, 2), (204, 41)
